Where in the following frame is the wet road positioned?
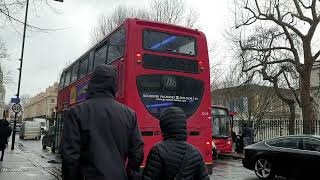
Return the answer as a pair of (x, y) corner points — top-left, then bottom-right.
(15, 135), (288, 180)
(210, 157), (287, 180)
(12, 134), (61, 179)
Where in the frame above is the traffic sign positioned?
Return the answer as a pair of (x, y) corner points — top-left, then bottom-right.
(11, 103), (22, 113)
(11, 97), (20, 104)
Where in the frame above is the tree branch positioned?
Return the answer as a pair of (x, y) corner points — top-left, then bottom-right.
(283, 71), (301, 106)
(298, 0), (312, 9)
(293, 0), (306, 17)
(276, 20), (302, 71)
(291, 13), (313, 24)
(272, 4), (305, 38)
(0, 8), (64, 32)
(311, 0), (317, 19)
(241, 46), (293, 52)
(242, 58), (297, 72)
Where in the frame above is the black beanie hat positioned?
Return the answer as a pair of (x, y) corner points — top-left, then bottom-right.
(159, 107), (187, 141)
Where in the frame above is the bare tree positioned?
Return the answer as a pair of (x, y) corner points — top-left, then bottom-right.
(0, 0), (63, 31)
(233, 0), (320, 134)
(90, 0), (200, 44)
(90, 6), (150, 45)
(0, 0), (25, 23)
(20, 94), (31, 106)
(0, 39), (13, 86)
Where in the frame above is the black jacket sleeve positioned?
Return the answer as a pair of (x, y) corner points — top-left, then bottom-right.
(61, 108), (82, 180)
(126, 113), (144, 173)
(6, 126), (12, 138)
(143, 146), (163, 180)
(194, 150), (210, 180)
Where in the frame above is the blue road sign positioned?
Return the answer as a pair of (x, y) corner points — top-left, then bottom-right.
(11, 97), (20, 104)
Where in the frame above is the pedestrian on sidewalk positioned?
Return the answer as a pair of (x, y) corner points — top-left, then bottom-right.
(0, 118), (12, 161)
(61, 65), (144, 180)
(242, 122), (254, 147)
(143, 107), (210, 180)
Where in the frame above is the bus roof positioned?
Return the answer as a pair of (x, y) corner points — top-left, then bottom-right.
(61, 18), (203, 73)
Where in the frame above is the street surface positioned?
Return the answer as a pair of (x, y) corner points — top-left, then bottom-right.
(210, 156), (287, 180)
(0, 134), (61, 180)
(1, 135), (288, 180)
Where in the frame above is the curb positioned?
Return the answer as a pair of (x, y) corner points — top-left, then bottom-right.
(218, 153), (244, 159)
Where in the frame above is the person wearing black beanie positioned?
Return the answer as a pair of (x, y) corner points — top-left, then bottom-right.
(143, 107), (209, 180)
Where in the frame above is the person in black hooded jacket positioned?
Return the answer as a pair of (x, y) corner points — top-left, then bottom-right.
(143, 107), (209, 180)
(61, 65), (144, 180)
(0, 119), (12, 161)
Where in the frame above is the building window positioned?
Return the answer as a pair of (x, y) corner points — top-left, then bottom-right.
(51, 99), (55, 103)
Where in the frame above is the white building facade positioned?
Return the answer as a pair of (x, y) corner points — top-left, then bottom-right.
(311, 61), (320, 119)
(0, 65), (6, 118)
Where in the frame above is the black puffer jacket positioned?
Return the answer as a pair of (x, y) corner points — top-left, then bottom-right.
(0, 119), (11, 149)
(61, 65), (144, 180)
(143, 107), (209, 180)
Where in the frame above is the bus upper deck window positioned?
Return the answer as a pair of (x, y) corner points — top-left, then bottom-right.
(143, 30), (196, 56)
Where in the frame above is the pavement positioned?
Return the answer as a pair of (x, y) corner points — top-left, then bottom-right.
(210, 156), (288, 180)
(219, 152), (244, 159)
(0, 136), (61, 180)
(1, 135), (286, 180)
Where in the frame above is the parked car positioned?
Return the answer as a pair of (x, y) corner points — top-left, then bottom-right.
(20, 121), (42, 140)
(242, 135), (320, 179)
(42, 126), (56, 152)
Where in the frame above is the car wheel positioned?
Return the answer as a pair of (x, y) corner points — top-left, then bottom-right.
(254, 157), (275, 179)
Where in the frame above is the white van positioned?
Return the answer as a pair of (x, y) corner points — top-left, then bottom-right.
(20, 121), (41, 140)
(33, 118), (48, 133)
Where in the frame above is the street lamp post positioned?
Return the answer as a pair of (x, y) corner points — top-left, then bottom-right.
(11, 0), (63, 150)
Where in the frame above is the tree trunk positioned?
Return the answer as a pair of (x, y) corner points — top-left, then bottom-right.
(300, 62), (315, 134)
(288, 103), (295, 135)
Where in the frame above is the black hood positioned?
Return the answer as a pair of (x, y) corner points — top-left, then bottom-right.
(160, 107), (187, 141)
(0, 119), (9, 127)
(87, 65), (118, 99)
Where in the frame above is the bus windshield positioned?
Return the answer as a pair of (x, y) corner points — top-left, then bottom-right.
(137, 75), (203, 119)
(212, 108), (231, 138)
(143, 30), (196, 56)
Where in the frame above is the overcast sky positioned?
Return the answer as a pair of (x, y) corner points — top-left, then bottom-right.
(1, 0), (233, 103)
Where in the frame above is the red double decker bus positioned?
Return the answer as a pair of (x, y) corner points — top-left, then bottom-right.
(211, 105), (233, 154)
(54, 18), (212, 172)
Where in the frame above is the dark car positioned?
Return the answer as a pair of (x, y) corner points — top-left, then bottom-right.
(242, 135), (320, 179)
(42, 126), (56, 152)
